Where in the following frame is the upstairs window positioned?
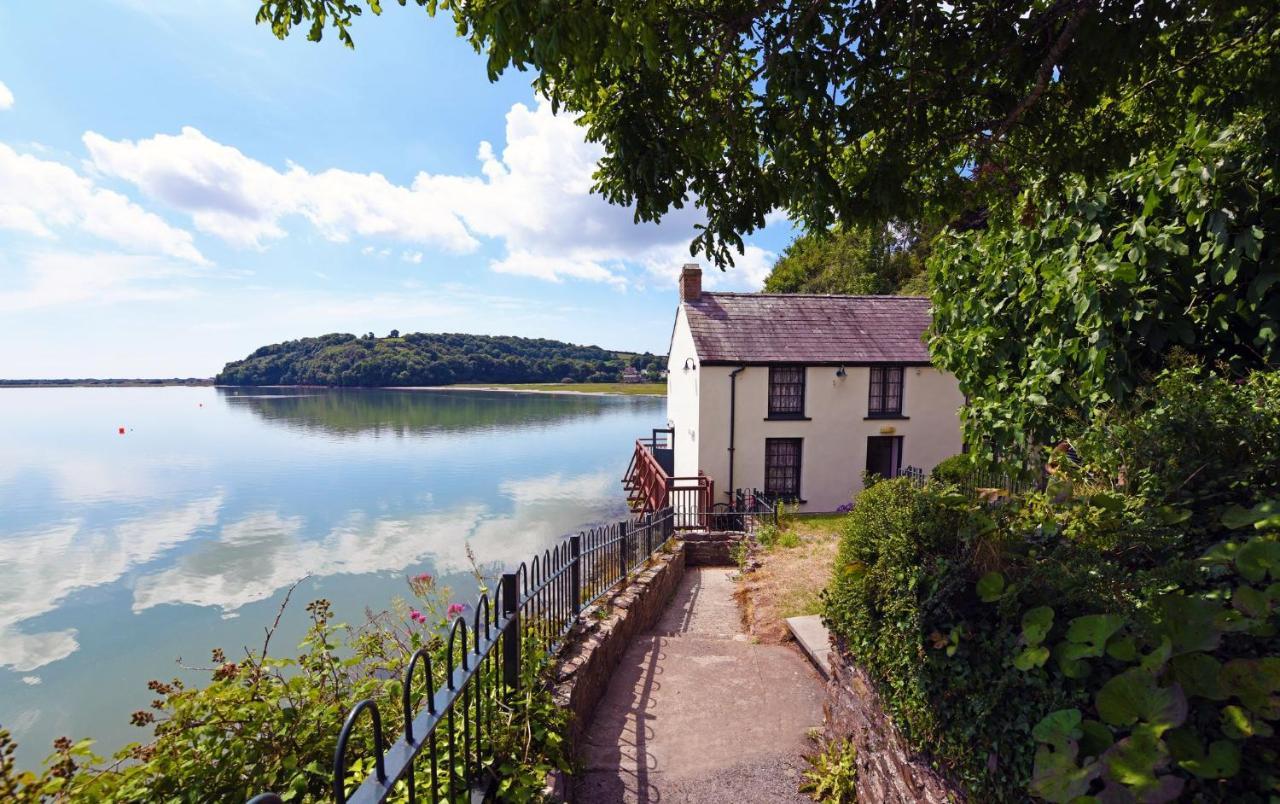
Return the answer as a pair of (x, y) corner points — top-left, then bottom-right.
(765, 438), (802, 498)
(868, 366), (904, 416)
(768, 366), (805, 417)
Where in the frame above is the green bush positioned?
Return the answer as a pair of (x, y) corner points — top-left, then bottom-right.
(930, 453), (974, 485)
(824, 367), (1280, 801)
(0, 575), (568, 802)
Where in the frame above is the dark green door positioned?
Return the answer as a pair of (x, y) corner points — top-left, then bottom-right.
(866, 436), (903, 479)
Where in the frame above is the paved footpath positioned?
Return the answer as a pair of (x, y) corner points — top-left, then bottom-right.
(574, 567), (826, 803)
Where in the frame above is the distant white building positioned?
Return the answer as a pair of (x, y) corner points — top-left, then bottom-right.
(653, 265), (964, 513)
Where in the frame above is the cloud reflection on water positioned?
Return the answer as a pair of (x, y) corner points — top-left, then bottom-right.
(0, 494), (223, 671)
(130, 470), (618, 615)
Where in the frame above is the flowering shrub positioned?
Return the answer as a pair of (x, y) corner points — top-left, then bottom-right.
(0, 570), (569, 802)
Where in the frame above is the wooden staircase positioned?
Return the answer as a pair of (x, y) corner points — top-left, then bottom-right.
(623, 428), (715, 529)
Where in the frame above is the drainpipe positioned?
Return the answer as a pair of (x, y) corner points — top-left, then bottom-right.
(727, 366), (745, 498)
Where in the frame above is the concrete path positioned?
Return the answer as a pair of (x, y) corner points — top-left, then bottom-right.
(575, 567), (826, 803)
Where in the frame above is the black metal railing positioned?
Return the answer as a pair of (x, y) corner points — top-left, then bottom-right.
(252, 506), (676, 804)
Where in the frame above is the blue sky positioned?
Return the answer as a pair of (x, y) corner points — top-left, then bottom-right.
(0, 1), (794, 378)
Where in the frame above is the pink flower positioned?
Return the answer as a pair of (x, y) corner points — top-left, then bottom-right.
(447, 603), (465, 619)
(409, 609), (426, 624)
(413, 572), (433, 585)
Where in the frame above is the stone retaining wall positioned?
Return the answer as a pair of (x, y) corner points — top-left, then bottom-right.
(551, 540), (687, 754)
(824, 638), (965, 803)
(679, 530), (744, 566)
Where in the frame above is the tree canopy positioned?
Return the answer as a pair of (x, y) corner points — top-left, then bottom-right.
(216, 332), (663, 386)
(257, 0), (1279, 265)
(929, 118), (1280, 454)
(763, 223), (929, 295)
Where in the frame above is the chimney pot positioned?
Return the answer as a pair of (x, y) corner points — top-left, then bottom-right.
(679, 264), (702, 302)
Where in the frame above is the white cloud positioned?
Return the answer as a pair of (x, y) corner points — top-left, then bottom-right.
(401, 250), (423, 264)
(81, 100), (775, 288)
(0, 143), (205, 263)
(0, 251), (201, 312)
(0, 80), (13, 110)
(84, 127), (479, 253)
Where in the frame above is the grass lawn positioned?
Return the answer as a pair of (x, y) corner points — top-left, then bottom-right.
(450, 382), (665, 396)
(735, 513), (845, 643)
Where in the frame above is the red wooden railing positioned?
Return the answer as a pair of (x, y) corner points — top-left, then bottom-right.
(622, 432), (715, 529)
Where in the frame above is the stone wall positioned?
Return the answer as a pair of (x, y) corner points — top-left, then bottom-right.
(551, 541), (687, 753)
(679, 530), (744, 566)
(824, 639), (965, 803)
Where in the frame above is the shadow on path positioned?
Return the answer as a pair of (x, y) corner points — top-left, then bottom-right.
(574, 568), (825, 803)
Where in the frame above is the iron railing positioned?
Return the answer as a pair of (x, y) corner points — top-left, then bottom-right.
(252, 506), (675, 804)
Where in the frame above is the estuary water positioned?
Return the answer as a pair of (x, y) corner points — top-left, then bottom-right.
(0, 386), (663, 764)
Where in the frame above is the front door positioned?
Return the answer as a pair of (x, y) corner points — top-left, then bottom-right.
(866, 436), (903, 480)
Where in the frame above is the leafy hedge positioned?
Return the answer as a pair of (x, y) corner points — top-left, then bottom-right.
(824, 367), (1280, 801)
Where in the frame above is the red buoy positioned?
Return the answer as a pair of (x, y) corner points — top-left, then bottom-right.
(118, 427), (125, 434)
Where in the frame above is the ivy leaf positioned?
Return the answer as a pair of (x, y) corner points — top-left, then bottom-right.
(1168, 652), (1226, 701)
(1054, 642), (1092, 679)
(1220, 658), (1280, 718)
(1231, 584), (1269, 618)
(1022, 606), (1055, 646)
(1101, 728), (1184, 803)
(1033, 708), (1082, 746)
(1154, 595), (1221, 654)
(1234, 536), (1280, 583)
(976, 571), (1005, 602)
(1178, 739), (1240, 779)
(1015, 645), (1051, 671)
(1106, 634), (1138, 662)
(1095, 669), (1187, 734)
(1065, 614), (1125, 658)
(1220, 704), (1274, 740)
(1030, 742), (1100, 804)
(1079, 720), (1114, 759)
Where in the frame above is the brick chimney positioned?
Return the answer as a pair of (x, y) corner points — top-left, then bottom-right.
(679, 264), (702, 302)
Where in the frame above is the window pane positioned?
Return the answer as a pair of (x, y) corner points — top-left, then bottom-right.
(769, 367), (805, 415)
(765, 438), (801, 497)
(885, 368), (903, 413)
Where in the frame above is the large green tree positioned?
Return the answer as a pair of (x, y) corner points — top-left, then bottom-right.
(256, 0), (1279, 266)
(763, 223), (930, 295)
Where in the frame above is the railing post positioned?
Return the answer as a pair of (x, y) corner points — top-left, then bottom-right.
(569, 535), (582, 614)
(501, 572), (519, 694)
(619, 520), (630, 578)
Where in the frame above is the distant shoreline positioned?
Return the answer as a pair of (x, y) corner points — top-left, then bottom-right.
(0, 380), (665, 396)
(0, 378), (214, 388)
(406, 383), (666, 397)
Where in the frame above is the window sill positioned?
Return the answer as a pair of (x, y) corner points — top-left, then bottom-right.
(864, 414), (909, 420)
(765, 496), (807, 504)
(764, 415), (812, 421)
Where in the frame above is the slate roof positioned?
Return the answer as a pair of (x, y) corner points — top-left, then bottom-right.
(683, 293), (933, 364)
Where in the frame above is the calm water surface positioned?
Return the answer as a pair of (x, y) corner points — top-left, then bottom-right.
(0, 386), (663, 764)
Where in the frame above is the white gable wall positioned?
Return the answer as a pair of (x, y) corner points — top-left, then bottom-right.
(665, 306), (702, 478)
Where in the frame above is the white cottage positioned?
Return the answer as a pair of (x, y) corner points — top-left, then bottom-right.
(647, 265), (964, 513)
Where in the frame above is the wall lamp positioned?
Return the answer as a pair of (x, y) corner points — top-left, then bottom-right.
(835, 366), (847, 378)
(683, 358), (697, 372)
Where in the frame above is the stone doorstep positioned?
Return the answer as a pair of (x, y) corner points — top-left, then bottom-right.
(785, 614), (833, 680)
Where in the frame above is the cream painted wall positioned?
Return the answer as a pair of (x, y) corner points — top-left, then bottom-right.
(695, 363), (964, 511)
